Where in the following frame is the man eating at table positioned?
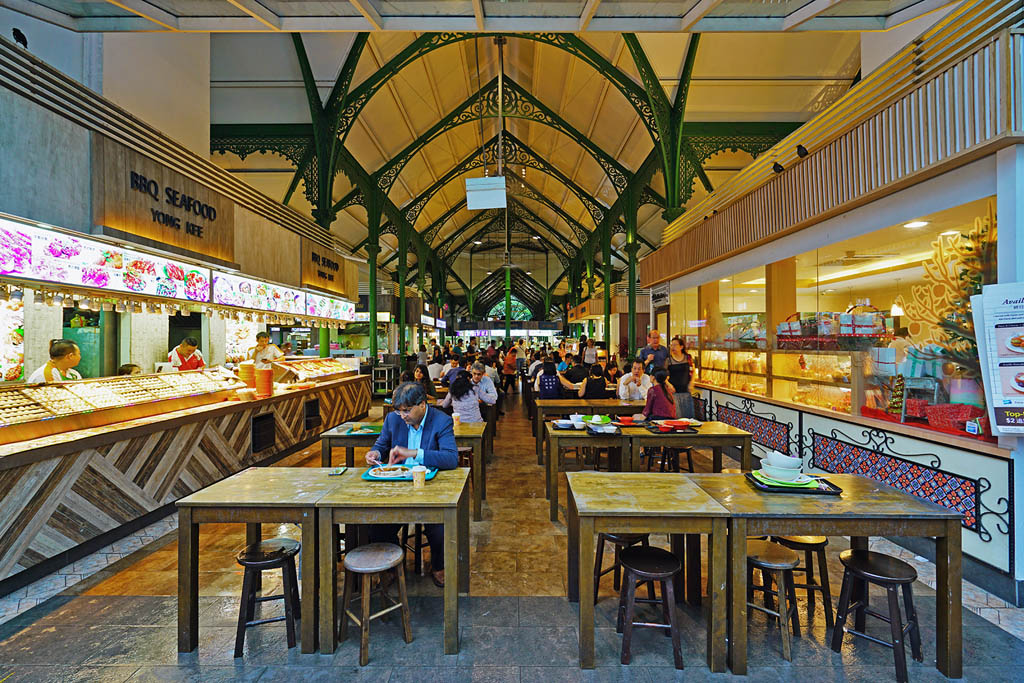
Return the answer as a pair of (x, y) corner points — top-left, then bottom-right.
(364, 381), (458, 587)
(618, 358), (653, 400)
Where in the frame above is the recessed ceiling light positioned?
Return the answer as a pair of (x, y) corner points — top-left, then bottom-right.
(749, 290), (757, 293)
(474, 240), (482, 244)
(903, 220), (929, 228)
(825, 289), (835, 293)
(719, 279), (731, 283)
(940, 230), (958, 236)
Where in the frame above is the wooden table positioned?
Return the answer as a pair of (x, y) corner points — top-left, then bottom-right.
(624, 422), (753, 471)
(566, 472), (729, 671)
(317, 468), (470, 655)
(542, 421), (754, 522)
(321, 421), (489, 521)
(176, 467), (342, 654)
(688, 473), (963, 677)
(534, 398), (645, 465)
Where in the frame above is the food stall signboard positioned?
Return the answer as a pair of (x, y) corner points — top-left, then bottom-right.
(213, 272), (303, 314)
(305, 291), (356, 321)
(0, 217), (210, 302)
(976, 283), (1024, 434)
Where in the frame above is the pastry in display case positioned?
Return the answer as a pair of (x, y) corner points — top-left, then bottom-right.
(272, 357), (360, 384)
(0, 370), (247, 446)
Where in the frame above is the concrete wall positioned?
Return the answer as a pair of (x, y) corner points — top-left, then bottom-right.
(0, 8), (101, 89)
(122, 311), (170, 373)
(0, 88), (93, 231)
(102, 33), (211, 157)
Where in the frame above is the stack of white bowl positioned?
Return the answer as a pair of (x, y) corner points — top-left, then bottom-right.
(761, 451), (803, 481)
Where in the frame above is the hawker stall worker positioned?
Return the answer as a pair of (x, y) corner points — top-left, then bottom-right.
(169, 336), (205, 371)
(28, 339), (82, 383)
(364, 381), (458, 588)
(247, 331), (284, 369)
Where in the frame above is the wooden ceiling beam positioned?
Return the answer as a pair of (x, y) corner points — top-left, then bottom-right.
(578, 0), (601, 31)
(347, 0), (383, 30)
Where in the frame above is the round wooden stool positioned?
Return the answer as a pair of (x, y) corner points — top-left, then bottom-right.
(340, 543), (412, 666)
(772, 535), (834, 628)
(234, 537), (301, 658)
(746, 540), (801, 662)
(594, 532), (651, 603)
(617, 545), (684, 670)
(830, 549), (922, 683)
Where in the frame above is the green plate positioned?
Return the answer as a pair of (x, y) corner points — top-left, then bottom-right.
(584, 415), (611, 424)
(751, 469), (820, 489)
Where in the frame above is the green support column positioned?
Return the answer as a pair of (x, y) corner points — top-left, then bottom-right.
(602, 224), (612, 348)
(397, 228), (408, 355)
(319, 327), (330, 358)
(626, 241), (639, 357)
(367, 244), (380, 364)
(417, 250), (426, 349)
(504, 267), (512, 343)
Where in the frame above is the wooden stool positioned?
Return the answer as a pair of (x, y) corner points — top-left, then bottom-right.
(340, 543), (412, 666)
(234, 537), (301, 658)
(457, 445), (473, 468)
(616, 545), (684, 669)
(594, 532), (650, 603)
(746, 540), (801, 662)
(400, 524), (428, 576)
(646, 447), (695, 473)
(830, 549), (922, 683)
(772, 535), (834, 628)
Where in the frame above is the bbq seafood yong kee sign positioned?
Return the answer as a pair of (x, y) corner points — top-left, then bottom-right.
(0, 217), (211, 302)
(92, 136), (235, 263)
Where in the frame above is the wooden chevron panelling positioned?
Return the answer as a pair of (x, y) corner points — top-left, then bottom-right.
(0, 376), (370, 582)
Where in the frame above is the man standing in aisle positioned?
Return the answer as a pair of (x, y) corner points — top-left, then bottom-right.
(618, 359), (653, 400)
(365, 382), (457, 587)
(168, 336), (205, 371)
(638, 329), (669, 374)
(470, 362), (499, 406)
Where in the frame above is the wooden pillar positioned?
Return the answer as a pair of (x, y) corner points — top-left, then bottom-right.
(765, 257), (797, 351)
(698, 280), (722, 349)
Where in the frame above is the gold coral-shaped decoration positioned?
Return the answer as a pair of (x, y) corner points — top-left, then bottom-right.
(895, 200), (996, 378)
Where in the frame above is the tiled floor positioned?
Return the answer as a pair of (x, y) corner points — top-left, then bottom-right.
(1, 392), (1023, 681)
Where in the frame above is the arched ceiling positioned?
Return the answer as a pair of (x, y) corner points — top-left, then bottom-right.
(206, 30), (862, 304)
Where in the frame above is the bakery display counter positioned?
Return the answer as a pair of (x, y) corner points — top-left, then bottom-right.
(0, 373), (371, 590)
(272, 356), (360, 384)
(0, 369), (245, 446)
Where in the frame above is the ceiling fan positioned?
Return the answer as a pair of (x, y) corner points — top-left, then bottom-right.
(818, 249), (899, 267)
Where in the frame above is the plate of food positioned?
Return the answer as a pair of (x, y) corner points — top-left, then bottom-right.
(368, 465), (408, 478)
(1014, 372), (1024, 394)
(362, 465), (438, 482)
(1007, 335), (1024, 354)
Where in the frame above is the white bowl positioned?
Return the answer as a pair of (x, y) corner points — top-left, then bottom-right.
(573, 422), (587, 430)
(554, 419), (575, 428)
(569, 413), (585, 423)
(765, 451), (802, 469)
(762, 464), (801, 481)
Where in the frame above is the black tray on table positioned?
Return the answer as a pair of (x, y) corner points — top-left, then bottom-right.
(744, 472), (843, 496)
(585, 424), (621, 436)
(643, 424), (698, 435)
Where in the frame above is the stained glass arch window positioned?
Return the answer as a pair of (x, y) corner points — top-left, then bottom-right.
(487, 296), (531, 321)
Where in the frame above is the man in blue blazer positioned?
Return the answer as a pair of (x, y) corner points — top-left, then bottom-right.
(365, 381), (458, 587)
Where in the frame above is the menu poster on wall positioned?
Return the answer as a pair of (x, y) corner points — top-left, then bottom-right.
(0, 300), (24, 382)
(305, 292), (356, 322)
(976, 283), (1024, 434)
(0, 218), (211, 302)
(213, 272), (304, 314)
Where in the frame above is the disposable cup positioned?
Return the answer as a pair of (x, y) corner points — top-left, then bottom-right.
(411, 465), (427, 488)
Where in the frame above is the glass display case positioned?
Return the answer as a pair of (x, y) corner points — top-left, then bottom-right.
(695, 349), (865, 414)
(271, 357), (359, 384)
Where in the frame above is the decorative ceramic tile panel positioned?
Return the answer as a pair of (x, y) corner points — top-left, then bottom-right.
(812, 432), (978, 529)
(716, 404), (790, 453)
